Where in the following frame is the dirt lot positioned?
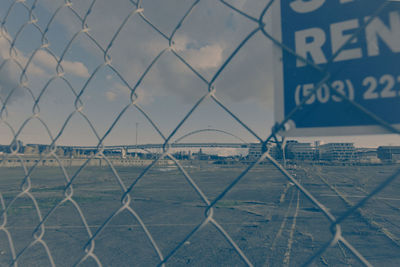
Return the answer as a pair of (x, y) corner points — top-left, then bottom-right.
(0, 161), (399, 266)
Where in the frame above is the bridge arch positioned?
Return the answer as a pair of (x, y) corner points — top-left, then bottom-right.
(172, 128), (248, 145)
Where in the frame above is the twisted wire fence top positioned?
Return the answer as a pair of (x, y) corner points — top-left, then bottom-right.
(0, 0), (399, 266)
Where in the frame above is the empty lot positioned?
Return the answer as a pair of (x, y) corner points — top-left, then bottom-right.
(0, 161), (399, 266)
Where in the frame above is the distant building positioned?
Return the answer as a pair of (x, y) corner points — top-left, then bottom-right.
(247, 143), (263, 159)
(55, 147), (66, 156)
(0, 140), (24, 154)
(319, 143), (357, 161)
(269, 145), (282, 160)
(192, 149), (219, 160)
(247, 143), (282, 161)
(0, 145), (9, 153)
(286, 141), (314, 160)
(26, 144), (52, 154)
(356, 148), (380, 164)
(377, 146), (400, 163)
(24, 144), (40, 154)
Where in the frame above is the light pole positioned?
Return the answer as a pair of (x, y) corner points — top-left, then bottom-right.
(135, 122), (139, 146)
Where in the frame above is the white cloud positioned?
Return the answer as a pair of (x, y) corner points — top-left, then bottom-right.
(235, 0), (247, 9)
(0, 30), (89, 84)
(0, 34), (46, 77)
(187, 43), (224, 69)
(135, 86), (154, 105)
(37, 0), (273, 106)
(173, 35), (224, 70)
(34, 50), (90, 78)
(60, 60), (90, 78)
(105, 91), (117, 101)
(0, 28), (91, 106)
(113, 83), (130, 95)
(172, 35), (190, 52)
(112, 82), (154, 105)
(0, 32), (42, 102)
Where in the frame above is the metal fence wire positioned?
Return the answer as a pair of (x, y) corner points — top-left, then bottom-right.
(0, 0), (399, 266)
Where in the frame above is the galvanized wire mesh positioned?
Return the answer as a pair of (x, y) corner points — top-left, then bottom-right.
(0, 0), (399, 266)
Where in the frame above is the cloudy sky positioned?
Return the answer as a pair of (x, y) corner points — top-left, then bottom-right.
(0, 0), (398, 148)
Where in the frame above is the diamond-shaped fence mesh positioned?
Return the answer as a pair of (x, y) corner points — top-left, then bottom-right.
(0, 0), (399, 266)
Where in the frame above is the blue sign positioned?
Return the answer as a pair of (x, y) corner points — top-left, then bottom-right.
(272, 0), (400, 136)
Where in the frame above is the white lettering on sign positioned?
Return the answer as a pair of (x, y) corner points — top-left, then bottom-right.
(294, 74), (400, 106)
(295, 11), (400, 67)
(295, 80), (355, 106)
(289, 0), (354, 14)
(366, 11), (400, 56)
(290, 0), (326, 14)
(331, 19), (362, 61)
(295, 28), (327, 67)
(363, 74), (400, 99)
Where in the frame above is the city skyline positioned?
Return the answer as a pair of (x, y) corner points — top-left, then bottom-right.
(0, 0), (398, 150)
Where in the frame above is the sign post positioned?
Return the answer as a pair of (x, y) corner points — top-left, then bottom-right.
(273, 0), (400, 136)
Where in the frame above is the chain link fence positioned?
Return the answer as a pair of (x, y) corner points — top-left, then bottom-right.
(0, 0), (399, 266)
